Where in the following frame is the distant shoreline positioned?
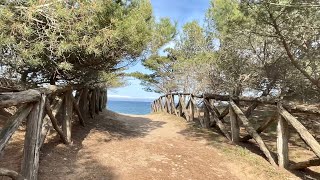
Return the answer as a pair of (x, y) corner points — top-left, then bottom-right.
(107, 100), (151, 115)
(108, 98), (154, 103)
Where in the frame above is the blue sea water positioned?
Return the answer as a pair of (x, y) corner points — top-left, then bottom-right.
(107, 100), (152, 115)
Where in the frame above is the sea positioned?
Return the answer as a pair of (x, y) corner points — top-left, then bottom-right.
(107, 100), (152, 115)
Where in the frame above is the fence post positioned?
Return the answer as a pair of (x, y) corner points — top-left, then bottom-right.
(156, 99), (160, 112)
(277, 103), (289, 169)
(154, 100), (157, 112)
(21, 94), (45, 180)
(79, 87), (89, 117)
(95, 88), (99, 114)
(229, 102), (239, 143)
(102, 89), (107, 109)
(202, 97), (210, 128)
(171, 94), (177, 115)
(164, 97), (168, 113)
(178, 95), (183, 117)
(189, 95), (194, 121)
(167, 95), (172, 114)
(89, 89), (96, 118)
(98, 89), (102, 112)
(62, 90), (73, 143)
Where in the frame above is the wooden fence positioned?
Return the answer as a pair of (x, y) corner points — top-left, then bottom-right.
(151, 93), (320, 170)
(0, 85), (107, 180)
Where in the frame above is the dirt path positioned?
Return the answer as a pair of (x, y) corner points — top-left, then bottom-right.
(38, 111), (296, 180)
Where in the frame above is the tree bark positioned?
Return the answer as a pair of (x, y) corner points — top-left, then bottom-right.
(21, 94), (46, 180)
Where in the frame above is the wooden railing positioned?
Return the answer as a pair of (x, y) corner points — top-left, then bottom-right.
(0, 85), (107, 180)
(151, 93), (320, 170)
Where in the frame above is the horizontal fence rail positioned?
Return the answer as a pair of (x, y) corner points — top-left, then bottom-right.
(0, 85), (107, 180)
(151, 93), (320, 170)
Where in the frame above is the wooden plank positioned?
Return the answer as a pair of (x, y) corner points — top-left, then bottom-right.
(230, 100), (277, 166)
(0, 168), (24, 180)
(171, 95), (178, 116)
(245, 102), (259, 117)
(151, 101), (157, 112)
(95, 88), (100, 114)
(240, 112), (277, 142)
(89, 90), (96, 118)
(0, 89), (40, 108)
(39, 113), (50, 149)
(208, 100), (221, 117)
(219, 107), (229, 119)
(98, 89), (102, 112)
(229, 104), (239, 143)
(163, 96), (168, 113)
(21, 94), (46, 180)
(177, 95), (183, 117)
(179, 95), (189, 119)
(39, 96), (64, 147)
(203, 99), (231, 141)
(202, 98), (210, 128)
(169, 95), (174, 114)
(185, 99), (191, 121)
(0, 86), (72, 108)
(101, 89), (106, 109)
(71, 95), (85, 126)
(202, 94), (229, 101)
(156, 100), (160, 112)
(165, 95), (170, 114)
(158, 99), (161, 111)
(38, 96), (54, 148)
(158, 98), (162, 112)
(168, 95), (173, 114)
(277, 111), (289, 168)
(44, 99), (68, 144)
(101, 89), (104, 110)
(79, 87), (89, 117)
(182, 96), (189, 116)
(0, 104), (33, 153)
(189, 96), (194, 121)
(157, 100), (160, 112)
(278, 104), (320, 159)
(100, 89), (105, 110)
(290, 158), (320, 170)
(62, 90), (73, 143)
(167, 93), (320, 115)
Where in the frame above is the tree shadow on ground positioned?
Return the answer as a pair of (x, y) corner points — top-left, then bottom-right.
(177, 118), (320, 180)
(38, 110), (165, 180)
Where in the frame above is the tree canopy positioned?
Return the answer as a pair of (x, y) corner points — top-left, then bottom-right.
(0, 0), (175, 88)
(1, 0), (319, 102)
(135, 0), (319, 102)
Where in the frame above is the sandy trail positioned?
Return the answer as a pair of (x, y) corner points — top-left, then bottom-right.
(38, 110), (294, 180)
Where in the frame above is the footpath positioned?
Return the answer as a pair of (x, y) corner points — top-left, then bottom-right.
(38, 110), (296, 180)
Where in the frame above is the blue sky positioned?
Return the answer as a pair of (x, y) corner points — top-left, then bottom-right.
(108, 0), (210, 101)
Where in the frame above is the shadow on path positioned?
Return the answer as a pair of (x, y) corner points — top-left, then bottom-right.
(178, 120), (320, 180)
(38, 110), (165, 180)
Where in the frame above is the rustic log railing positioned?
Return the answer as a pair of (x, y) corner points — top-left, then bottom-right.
(151, 93), (320, 170)
(0, 85), (107, 180)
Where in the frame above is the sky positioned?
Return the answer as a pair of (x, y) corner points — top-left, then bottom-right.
(108, 0), (210, 102)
